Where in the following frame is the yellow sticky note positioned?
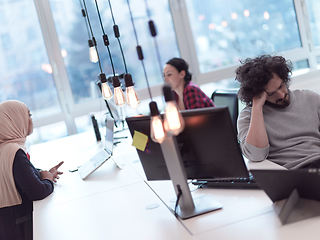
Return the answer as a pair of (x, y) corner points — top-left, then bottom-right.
(132, 130), (148, 151)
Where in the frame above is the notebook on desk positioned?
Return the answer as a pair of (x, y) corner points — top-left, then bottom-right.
(78, 116), (115, 180)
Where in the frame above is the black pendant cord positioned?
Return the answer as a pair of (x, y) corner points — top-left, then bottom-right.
(82, 0), (103, 73)
(143, 0), (163, 79)
(81, 0), (116, 125)
(93, 0), (116, 76)
(107, 0), (128, 74)
(126, 0), (153, 101)
(79, 0), (91, 40)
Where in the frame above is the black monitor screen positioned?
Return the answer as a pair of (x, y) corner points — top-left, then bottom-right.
(126, 107), (248, 181)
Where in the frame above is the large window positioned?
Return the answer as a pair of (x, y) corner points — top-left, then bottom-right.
(0, 0), (61, 120)
(184, 0), (301, 73)
(1, 0), (320, 143)
(306, 0), (320, 47)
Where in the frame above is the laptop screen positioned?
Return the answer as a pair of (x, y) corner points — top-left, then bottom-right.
(78, 115), (115, 180)
(105, 116), (114, 153)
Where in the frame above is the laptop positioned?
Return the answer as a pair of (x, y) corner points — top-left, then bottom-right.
(251, 169), (320, 224)
(78, 116), (115, 180)
(250, 169), (320, 202)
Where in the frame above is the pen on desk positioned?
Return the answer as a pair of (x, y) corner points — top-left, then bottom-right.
(114, 136), (128, 140)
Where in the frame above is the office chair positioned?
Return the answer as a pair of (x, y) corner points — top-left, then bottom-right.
(211, 89), (239, 133)
(16, 213), (33, 240)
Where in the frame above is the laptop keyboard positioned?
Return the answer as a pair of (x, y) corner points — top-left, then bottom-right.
(192, 174), (260, 189)
(90, 150), (108, 167)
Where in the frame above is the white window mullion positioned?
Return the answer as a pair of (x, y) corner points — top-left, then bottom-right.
(34, 0), (77, 135)
(169, 0), (201, 83)
(294, 0), (318, 68)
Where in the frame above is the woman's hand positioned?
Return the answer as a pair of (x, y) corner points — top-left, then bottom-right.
(49, 161), (64, 174)
(41, 161), (64, 182)
(49, 161), (64, 182)
(40, 170), (55, 182)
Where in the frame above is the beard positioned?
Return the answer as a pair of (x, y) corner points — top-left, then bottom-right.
(265, 93), (291, 109)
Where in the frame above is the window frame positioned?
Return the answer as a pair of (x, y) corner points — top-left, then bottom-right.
(33, 0), (320, 136)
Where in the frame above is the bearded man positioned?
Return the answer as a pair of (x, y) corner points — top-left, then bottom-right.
(236, 55), (320, 169)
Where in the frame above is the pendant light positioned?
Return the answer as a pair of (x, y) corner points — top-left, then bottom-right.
(163, 84), (185, 135)
(149, 101), (166, 143)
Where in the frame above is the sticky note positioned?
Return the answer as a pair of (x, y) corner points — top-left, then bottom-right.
(132, 130), (148, 151)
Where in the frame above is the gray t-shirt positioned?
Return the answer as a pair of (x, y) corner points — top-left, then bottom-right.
(237, 89), (320, 169)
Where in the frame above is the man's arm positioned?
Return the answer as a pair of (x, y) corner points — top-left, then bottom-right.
(245, 91), (269, 148)
(237, 92), (269, 161)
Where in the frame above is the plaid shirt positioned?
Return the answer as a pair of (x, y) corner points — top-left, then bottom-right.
(174, 82), (215, 109)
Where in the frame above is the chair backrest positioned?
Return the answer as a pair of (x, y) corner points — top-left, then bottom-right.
(211, 89), (239, 132)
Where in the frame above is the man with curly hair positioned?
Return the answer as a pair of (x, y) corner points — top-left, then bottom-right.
(236, 55), (320, 169)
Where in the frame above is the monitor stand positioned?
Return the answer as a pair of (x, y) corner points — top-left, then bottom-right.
(160, 136), (222, 219)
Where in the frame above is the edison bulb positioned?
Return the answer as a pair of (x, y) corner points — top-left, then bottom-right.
(150, 115), (166, 143)
(101, 82), (112, 100)
(164, 101), (185, 135)
(89, 47), (99, 63)
(114, 87), (125, 107)
(126, 86), (140, 109)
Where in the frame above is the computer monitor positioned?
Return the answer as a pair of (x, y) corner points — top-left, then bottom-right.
(211, 89), (239, 132)
(126, 106), (249, 181)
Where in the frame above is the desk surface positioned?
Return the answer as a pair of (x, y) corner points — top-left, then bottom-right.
(34, 181), (193, 240)
(31, 129), (320, 240)
(31, 130), (142, 208)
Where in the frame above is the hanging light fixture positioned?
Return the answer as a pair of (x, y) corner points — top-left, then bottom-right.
(82, 0), (112, 101)
(112, 76), (125, 107)
(149, 101), (166, 143)
(163, 84), (185, 135)
(79, 0), (99, 64)
(124, 74), (139, 109)
(99, 73), (112, 100)
(141, 1), (185, 139)
(124, 73), (140, 109)
(126, 0), (165, 140)
(88, 38), (99, 63)
(80, 0), (119, 125)
(106, 0), (140, 108)
(144, 0), (164, 77)
(92, 0), (140, 109)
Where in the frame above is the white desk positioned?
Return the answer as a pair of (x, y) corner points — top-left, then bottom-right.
(195, 209), (320, 240)
(32, 130), (194, 240)
(32, 130), (320, 240)
(34, 181), (193, 240)
(31, 130), (142, 208)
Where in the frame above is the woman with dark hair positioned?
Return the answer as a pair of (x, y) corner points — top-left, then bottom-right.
(0, 100), (63, 240)
(163, 57), (214, 110)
